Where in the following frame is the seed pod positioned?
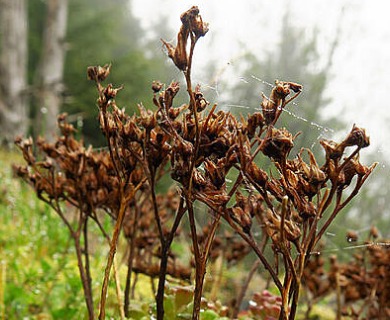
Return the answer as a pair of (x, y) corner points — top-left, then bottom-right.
(228, 207), (252, 234)
(247, 112), (265, 138)
(261, 127), (294, 161)
(342, 124), (370, 149)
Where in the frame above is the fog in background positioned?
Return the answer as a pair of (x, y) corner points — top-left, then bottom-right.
(132, 0), (390, 239)
(133, 0), (390, 159)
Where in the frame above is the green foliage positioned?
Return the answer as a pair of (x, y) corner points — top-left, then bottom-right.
(27, 0), (172, 145)
(1, 152), (80, 319)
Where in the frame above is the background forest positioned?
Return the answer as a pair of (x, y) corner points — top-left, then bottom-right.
(0, 0), (389, 319)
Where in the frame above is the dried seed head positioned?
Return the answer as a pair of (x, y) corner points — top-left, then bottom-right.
(161, 34), (187, 71)
(247, 162), (268, 187)
(194, 85), (209, 112)
(370, 225), (379, 239)
(273, 80), (291, 100)
(261, 93), (277, 125)
(191, 12), (209, 39)
(346, 230), (358, 242)
(297, 149), (327, 184)
(164, 81), (180, 110)
(162, 7), (209, 71)
(152, 81), (163, 93)
(320, 139), (344, 161)
(180, 6), (209, 39)
(246, 112), (265, 138)
(123, 118), (144, 142)
(204, 158), (225, 189)
(261, 127), (294, 161)
(138, 103), (156, 130)
(342, 124), (370, 149)
(87, 64), (111, 82)
(287, 81), (303, 93)
(338, 155), (372, 189)
(297, 199), (316, 219)
(103, 84), (121, 100)
(228, 206), (252, 234)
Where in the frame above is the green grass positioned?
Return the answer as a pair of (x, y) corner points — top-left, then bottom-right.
(0, 150), (145, 319)
(0, 149), (342, 319)
(1, 150), (85, 319)
(0, 148), (178, 319)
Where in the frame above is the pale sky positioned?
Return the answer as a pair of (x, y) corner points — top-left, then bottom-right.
(132, 0), (390, 159)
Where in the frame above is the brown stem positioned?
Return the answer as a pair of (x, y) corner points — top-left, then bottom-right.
(181, 32), (206, 320)
(280, 196), (288, 245)
(156, 198), (186, 320)
(149, 173), (165, 244)
(124, 204), (140, 317)
(193, 211), (222, 317)
(186, 198), (202, 320)
(315, 174), (368, 245)
(288, 279), (301, 320)
(229, 220), (283, 293)
(74, 228), (95, 320)
(91, 211), (125, 318)
(98, 181), (144, 320)
(131, 273), (138, 299)
(232, 260), (261, 318)
(83, 218), (94, 313)
(51, 196), (94, 319)
(98, 189), (126, 319)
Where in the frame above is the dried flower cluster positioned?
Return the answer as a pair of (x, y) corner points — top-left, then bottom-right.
(303, 230), (390, 319)
(14, 6), (377, 320)
(15, 115), (121, 216)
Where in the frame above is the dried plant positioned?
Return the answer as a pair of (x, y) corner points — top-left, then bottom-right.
(14, 6), (377, 320)
(303, 230), (390, 319)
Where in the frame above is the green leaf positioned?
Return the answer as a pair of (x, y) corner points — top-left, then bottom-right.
(163, 294), (176, 319)
(128, 307), (148, 320)
(51, 307), (78, 319)
(200, 309), (219, 320)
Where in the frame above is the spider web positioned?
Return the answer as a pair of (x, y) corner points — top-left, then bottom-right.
(196, 65), (390, 259)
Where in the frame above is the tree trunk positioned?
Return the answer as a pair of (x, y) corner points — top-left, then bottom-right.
(0, 0), (28, 147)
(36, 0), (68, 141)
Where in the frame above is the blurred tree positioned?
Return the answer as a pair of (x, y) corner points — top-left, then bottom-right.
(218, 10), (343, 156)
(0, 0), (28, 147)
(35, 0), (68, 142)
(28, 0), (172, 145)
(62, 0), (173, 145)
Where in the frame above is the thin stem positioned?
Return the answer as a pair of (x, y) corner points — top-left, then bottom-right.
(230, 220), (283, 293)
(156, 197), (186, 320)
(186, 198), (202, 320)
(83, 217), (94, 314)
(98, 188), (126, 320)
(149, 173), (165, 244)
(74, 226), (95, 320)
(98, 181), (144, 320)
(193, 211), (222, 317)
(288, 279), (301, 320)
(280, 196), (288, 245)
(232, 260), (261, 318)
(51, 198), (94, 320)
(124, 204), (140, 317)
